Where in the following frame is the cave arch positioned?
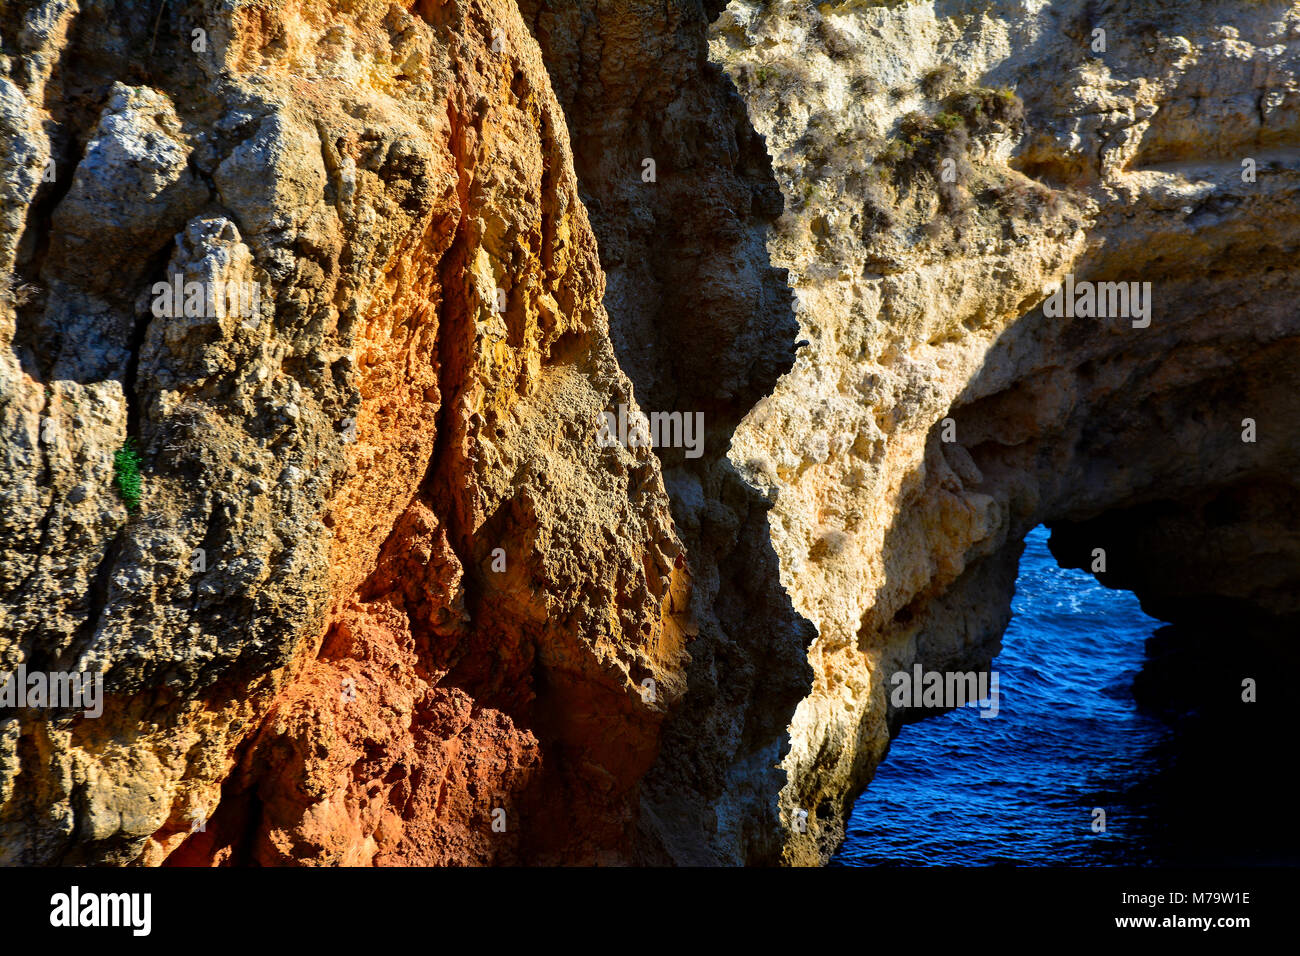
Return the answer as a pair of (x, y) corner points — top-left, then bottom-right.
(834, 523), (1294, 865)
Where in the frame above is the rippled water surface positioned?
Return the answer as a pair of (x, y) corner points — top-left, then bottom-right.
(833, 525), (1174, 866)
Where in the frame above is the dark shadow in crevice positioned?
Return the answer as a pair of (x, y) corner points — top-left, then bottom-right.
(518, 0), (813, 864)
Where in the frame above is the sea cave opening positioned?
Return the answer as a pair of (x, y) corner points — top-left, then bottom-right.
(832, 524), (1294, 867)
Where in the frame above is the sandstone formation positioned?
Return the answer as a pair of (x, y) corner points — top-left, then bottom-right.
(1, 0), (1297, 866)
(2, 0), (690, 866)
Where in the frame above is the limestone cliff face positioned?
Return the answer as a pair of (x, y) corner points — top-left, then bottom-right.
(1, 0), (689, 865)
(1, 0), (1297, 867)
(711, 0), (1300, 863)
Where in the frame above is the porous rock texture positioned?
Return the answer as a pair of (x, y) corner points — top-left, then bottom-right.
(711, 0), (1300, 863)
(1, 0), (1297, 866)
(1, 0), (690, 866)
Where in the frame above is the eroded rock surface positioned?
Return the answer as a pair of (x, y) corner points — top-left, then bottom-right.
(1, 0), (1297, 866)
(2, 0), (688, 866)
(712, 0), (1300, 862)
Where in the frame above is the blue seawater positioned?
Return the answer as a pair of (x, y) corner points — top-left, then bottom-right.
(832, 525), (1174, 866)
